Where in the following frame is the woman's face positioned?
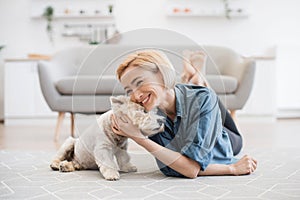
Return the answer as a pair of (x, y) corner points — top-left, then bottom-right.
(120, 66), (166, 111)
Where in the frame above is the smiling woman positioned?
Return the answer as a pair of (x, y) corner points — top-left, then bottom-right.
(116, 50), (177, 112)
(121, 67), (165, 112)
(110, 49), (257, 178)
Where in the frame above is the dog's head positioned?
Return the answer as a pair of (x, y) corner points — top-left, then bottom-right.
(110, 96), (164, 137)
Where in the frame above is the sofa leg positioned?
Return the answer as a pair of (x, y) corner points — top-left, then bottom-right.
(54, 112), (65, 141)
(70, 113), (75, 138)
(229, 110), (236, 121)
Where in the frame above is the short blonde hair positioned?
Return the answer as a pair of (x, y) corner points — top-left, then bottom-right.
(116, 49), (176, 88)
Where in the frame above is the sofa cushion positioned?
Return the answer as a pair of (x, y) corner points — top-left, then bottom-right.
(56, 75), (237, 96)
(55, 75), (125, 95)
(206, 75), (238, 94)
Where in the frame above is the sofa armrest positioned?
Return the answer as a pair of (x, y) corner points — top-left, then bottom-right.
(37, 61), (61, 111)
(234, 58), (256, 109)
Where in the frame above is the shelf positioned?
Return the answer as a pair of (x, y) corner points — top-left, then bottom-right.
(30, 0), (115, 20)
(31, 14), (115, 20)
(167, 14), (248, 18)
(166, 0), (250, 19)
(166, 10), (249, 18)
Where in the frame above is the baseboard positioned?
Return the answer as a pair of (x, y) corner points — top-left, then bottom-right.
(4, 117), (58, 126)
(238, 109), (300, 119)
(3, 114), (100, 126)
(236, 115), (276, 123)
(276, 109), (300, 119)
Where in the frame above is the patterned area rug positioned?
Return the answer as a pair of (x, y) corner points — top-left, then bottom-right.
(0, 148), (300, 200)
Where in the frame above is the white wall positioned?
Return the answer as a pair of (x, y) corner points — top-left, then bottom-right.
(1, 0), (300, 115)
(115, 0), (300, 54)
(0, 0), (112, 57)
(1, 0), (300, 56)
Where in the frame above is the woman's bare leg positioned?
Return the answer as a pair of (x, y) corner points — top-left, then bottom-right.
(181, 50), (209, 87)
(181, 50), (196, 84)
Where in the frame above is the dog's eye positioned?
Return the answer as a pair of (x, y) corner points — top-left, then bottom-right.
(136, 80), (143, 87)
(125, 89), (133, 96)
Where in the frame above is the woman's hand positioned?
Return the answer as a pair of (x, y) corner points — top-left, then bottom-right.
(110, 114), (146, 140)
(229, 155), (257, 175)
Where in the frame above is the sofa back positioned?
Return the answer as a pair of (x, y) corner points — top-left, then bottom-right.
(51, 45), (243, 78)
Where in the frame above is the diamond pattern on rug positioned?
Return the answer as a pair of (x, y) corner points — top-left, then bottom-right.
(0, 149), (299, 199)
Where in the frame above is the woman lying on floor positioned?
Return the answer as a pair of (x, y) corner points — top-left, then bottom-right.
(111, 49), (257, 178)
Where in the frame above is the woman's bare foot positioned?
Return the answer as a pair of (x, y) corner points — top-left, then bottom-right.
(229, 155), (258, 175)
(190, 51), (207, 73)
(181, 50), (209, 86)
(181, 50), (196, 84)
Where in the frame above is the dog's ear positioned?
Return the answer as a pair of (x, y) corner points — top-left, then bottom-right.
(110, 96), (124, 105)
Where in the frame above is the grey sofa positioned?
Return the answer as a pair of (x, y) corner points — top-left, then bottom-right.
(38, 45), (255, 140)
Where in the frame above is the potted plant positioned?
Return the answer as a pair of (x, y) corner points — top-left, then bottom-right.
(43, 6), (54, 43)
(108, 5), (113, 14)
(222, 0), (232, 19)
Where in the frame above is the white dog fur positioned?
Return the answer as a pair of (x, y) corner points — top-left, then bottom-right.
(50, 96), (164, 181)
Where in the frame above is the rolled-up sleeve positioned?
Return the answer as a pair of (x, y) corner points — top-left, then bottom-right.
(155, 160), (186, 178)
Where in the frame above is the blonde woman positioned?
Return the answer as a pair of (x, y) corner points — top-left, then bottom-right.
(111, 49), (257, 178)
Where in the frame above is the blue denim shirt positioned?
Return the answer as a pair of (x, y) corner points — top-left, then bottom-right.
(149, 84), (234, 177)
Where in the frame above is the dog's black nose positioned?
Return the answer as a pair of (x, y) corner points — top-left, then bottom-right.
(157, 119), (164, 126)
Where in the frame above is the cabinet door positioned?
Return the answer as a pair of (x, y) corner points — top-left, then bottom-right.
(238, 60), (277, 117)
(277, 45), (300, 109)
(4, 62), (54, 118)
(5, 62), (35, 117)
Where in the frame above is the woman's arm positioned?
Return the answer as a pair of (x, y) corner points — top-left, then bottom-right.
(111, 115), (257, 178)
(134, 137), (201, 178)
(134, 137), (257, 177)
(198, 155), (257, 176)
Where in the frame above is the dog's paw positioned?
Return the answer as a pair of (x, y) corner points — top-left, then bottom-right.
(100, 167), (120, 181)
(59, 161), (75, 172)
(50, 159), (60, 170)
(120, 163), (137, 173)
